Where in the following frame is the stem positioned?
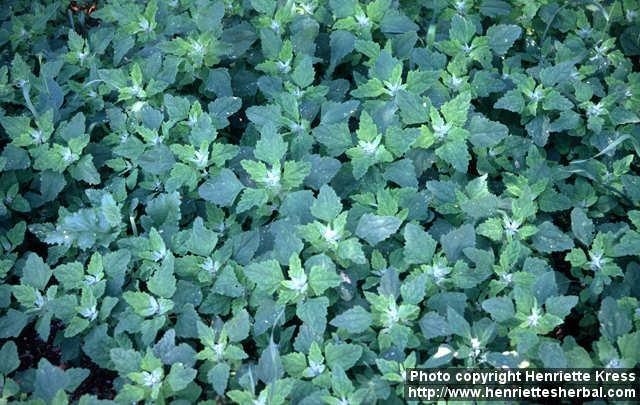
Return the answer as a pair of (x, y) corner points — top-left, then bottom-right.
(21, 84), (38, 118)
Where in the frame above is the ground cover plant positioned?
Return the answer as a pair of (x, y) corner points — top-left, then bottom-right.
(0, 0), (639, 403)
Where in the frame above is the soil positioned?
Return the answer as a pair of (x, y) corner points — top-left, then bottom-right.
(2, 319), (117, 400)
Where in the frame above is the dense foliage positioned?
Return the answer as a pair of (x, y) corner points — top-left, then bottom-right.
(0, 0), (640, 403)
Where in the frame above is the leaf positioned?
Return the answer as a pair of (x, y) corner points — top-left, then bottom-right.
(308, 265), (341, 295)
(539, 62), (576, 87)
(320, 101), (360, 125)
(313, 123), (353, 157)
(147, 255), (176, 298)
(225, 309), (251, 342)
(324, 343), (362, 371)
(396, 90), (428, 125)
(355, 214), (402, 245)
(139, 145), (175, 175)
(598, 297), (632, 341)
(441, 92), (471, 127)
(0, 341), (20, 374)
(330, 30), (355, 68)
(207, 363), (230, 396)
(213, 265), (245, 297)
(22, 253), (52, 290)
(34, 359), (88, 403)
(254, 126), (287, 165)
(546, 295), (578, 319)
(0, 309), (29, 338)
(469, 115), (508, 148)
(330, 306), (372, 333)
(446, 307), (471, 338)
(480, 0), (512, 17)
(401, 273), (427, 305)
(167, 363), (197, 392)
(436, 140), (470, 173)
(403, 223), (437, 264)
(532, 221), (575, 253)
(337, 238), (367, 264)
(570, 207), (594, 246)
(525, 115), (551, 147)
(538, 342), (567, 368)
(187, 217), (218, 256)
(441, 224), (476, 262)
(481, 297), (515, 322)
(257, 340), (283, 384)
(486, 24), (522, 55)
(291, 56), (315, 88)
(449, 15), (476, 44)
(419, 312), (451, 339)
(243, 260), (284, 293)
(310, 185), (342, 222)
(199, 169), (244, 207)
(494, 89), (524, 112)
(296, 297), (329, 334)
(110, 348), (142, 375)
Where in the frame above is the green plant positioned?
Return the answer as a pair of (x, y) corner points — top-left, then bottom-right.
(0, 0), (639, 403)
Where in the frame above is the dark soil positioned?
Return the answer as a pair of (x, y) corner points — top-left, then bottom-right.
(9, 320), (61, 372)
(71, 355), (118, 401)
(2, 319), (117, 400)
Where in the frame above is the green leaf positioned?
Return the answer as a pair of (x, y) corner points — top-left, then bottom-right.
(441, 224), (476, 262)
(199, 169), (244, 207)
(482, 297), (515, 322)
(0, 341), (20, 374)
(139, 145), (175, 175)
(243, 260), (284, 293)
(324, 342), (362, 371)
(355, 214), (402, 245)
(147, 255), (176, 298)
(226, 309), (251, 342)
(546, 295), (578, 319)
(525, 115), (551, 147)
(310, 185), (342, 222)
(419, 312), (451, 339)
(494, 89), (524, 113)
(446, 307), (471, 338)
(330, 306), (372, 333)
(337, 238), (367, 264)
(313, 123), (353, 157)
(22, 253), (52, 290)
(401, 273), (427, 305)
(213, 266), (245, 297)
(110, 348), (142, 375)
(538, 342), (567, 368)
(449, 15), (476, 44)
(486, 24), (522, 55)
(207, 363), (230, 396)
(539, 62), (576, 87)
(34, 359), (88, 403)
(532, 221), (575, 253)
(598, 297), (632, 341)
(441, 92), (471, 127)
(167, 363), (197, 392)
(297, 297), (329, 334)
(309, 265), (341, 295)
(329, 30), (355, 68)
(254, 126), (287, 165)
(436, 140), (470, 173)
(403, 223), (437, 264)
(570, 207), (594, 246)
(396, 91), (428, 125)
(469, 115), (508, 148)
(320, 101), (360, 125)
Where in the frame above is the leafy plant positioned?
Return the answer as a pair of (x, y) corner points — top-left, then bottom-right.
(0, 0), (639, 403)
